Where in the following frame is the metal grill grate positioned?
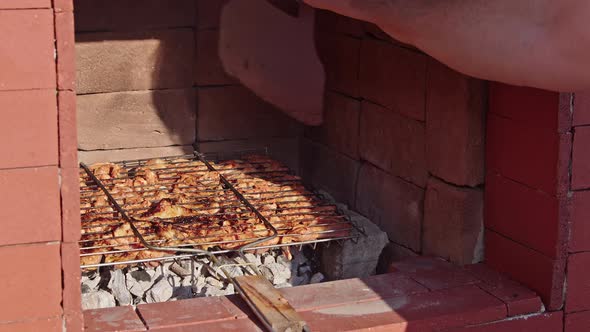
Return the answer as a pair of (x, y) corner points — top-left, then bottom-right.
(79, 152), (359, 269)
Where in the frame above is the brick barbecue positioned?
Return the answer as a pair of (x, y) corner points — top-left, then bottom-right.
(0, 0), (587, 331)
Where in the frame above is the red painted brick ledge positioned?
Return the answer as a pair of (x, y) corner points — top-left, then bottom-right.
(84, 257), (543, 331)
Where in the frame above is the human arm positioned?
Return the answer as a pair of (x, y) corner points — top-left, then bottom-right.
(304, 0), (590, 92)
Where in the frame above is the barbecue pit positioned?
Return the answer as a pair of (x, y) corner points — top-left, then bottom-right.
(78, 151), (389, 311)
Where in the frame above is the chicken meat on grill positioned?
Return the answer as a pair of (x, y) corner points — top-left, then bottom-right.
(78, 155), (351, 268)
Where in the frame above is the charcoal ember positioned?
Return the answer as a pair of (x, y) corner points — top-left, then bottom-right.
(172, 277), (194, 299)
(223, 283), (235, 295)
(298, 264), (312, 276)
(289, 273), (311, 287)
(262, 254), (275, 265)
(203, 286), (226, 297)
(213, 258), (244, 279)
(290, 248), (310, 268)
(146, 277), (173, 303)
(244, 253), (261, 266)
(276, 254), (291, 267)
(192, 276), (207, 294)
(108, 269), (132, 306)
(82, 290), (116, 310)
(193, 260), (205, 276)
(205, 276), (224, 289)
(168, 274), (183, 289)
(168, 261), (192, 277)
(196, 257), (210, 265)
(310, 272), (325, 284)
(81, 273), (101, 293)
(126, 270), (155, 297)
(260, 262), (291, 285)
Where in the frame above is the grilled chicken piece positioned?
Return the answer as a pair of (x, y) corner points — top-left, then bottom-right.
(136, 199), (195, 220)
(90, 163), (124, 180)
(80, 155), (350, 269)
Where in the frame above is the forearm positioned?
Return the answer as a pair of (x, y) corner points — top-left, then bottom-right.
(305, 0), (590, 92)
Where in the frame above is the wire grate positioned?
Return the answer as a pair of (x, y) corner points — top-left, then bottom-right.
(79, 152), (358, 269)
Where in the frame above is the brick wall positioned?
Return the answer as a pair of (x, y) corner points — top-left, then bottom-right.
(74, 0), (196, 162)
(302, 11), (487, 266)
(75, 0), (303, 167)
(0, 0), (82, 331)
(485, 84), (571, 310)
(565, 91), (590, 330)
(193, 0), (303, 169)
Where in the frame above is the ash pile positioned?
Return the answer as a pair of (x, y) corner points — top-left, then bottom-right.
(81, 247), (324, 310)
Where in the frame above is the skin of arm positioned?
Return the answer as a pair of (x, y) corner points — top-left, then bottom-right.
(302, 0), (590, 92)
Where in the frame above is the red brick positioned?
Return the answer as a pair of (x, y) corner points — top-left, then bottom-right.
(423, 177), (484, 265)
(355, 162), (424, 251)
(566, 310), (590, 332)
(58, 91), (78, 168)
(360, 101), (427, 186)
(157, 318), (263, 331)
(0, 0), (50, 9)
(77, 89), (196, 150)
(489, 83), (561, 131)
(196, 0), (228, 30)
(445, 312), (563, 332)
(0, 317), (61, 332)
(0, 167), (61, 246)
(0, 243), (62, 322)
(574, 91), (590, 126)
(570, 191), (590, 252)
(197, 138), (300, 172)
(84, 306), (146, 332)
(80, 145), (195, 164)
(300, 139), (360, 206)
(572, 126), (590, 190)
(74, 0), (195, 32)
(315, 9), (364, 37)
(0, 9), (55, 90)
(55, 11), (75, 91)
(197, 86), (302, 141)
(281, 273), (428, 310)
(61, 242), (81, 319)
(464, 264), (543, 316)
(376, 242), (419, 273)
(75, 30), (194, 94)
(305, 92), (360, 159)
(389, 257), (481, 291)
(64, 313), (84, 332)
(137, 296), (242, 329)
(487, 114), (560, 194)
(485, 230), (565, 310)
(426, 59), (486, 186)
(485, 173), (562, 259)
(0, 90), (58, 169)
(316, 32), (361, 97)
(54, 0), (73, 12)
(360, 39), (427, 121)
(195, 29), (237, 86)
(566, 252), (590, 312)
(301, 285), (505, 331)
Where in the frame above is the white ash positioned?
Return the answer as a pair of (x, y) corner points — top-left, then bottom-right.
(81, 290), (116, 310)
(81, 247), (323, 310)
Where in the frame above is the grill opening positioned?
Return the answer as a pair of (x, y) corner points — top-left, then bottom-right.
(79, 151), (386, 309)
(79, 151), (360, 270)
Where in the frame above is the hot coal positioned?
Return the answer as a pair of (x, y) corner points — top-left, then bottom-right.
(81, 247), (319, 310)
